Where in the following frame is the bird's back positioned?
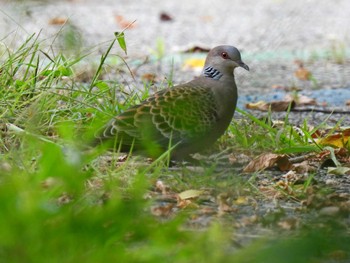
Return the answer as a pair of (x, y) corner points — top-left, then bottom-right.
(95, 78), (236, 158)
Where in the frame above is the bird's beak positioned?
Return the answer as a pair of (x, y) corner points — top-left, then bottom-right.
(239, 61), (249, 71)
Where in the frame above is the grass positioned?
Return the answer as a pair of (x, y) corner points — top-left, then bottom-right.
(1, 32), (350, 262)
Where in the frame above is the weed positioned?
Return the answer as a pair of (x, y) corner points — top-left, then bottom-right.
(329, 40), (347, 64)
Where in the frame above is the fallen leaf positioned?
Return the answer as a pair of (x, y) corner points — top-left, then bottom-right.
(319, 148), (349, 169)
(245, 100), (295, 112)
(346, 100), (350, 106)
(199, 15), (213, 22)
(296, 94), (317, 105)
(327, 166), (350, 176)
(183, 46), (211, 53)
(182, 58), (205, 70)
(141, 73), (158, 83)
(115, 15), (136, 29)
(178, 189), (203, 200)
(285, 94), (317, 106)
(177, 198), (197, 209)
(294, 60), (312, 81)
(243, 153), (293, 173)
(234, 196), (249, 205)
(49, 17), (68, 25)
(295, 67), (312, 81)
(159, 12), (173, 21)
(316, 128), (350, 148)
(151, 203), (174, 217)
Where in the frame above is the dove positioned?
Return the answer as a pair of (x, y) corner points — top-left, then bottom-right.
(94, 45), (249, 160)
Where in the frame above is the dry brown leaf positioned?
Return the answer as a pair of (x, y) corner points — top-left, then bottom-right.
(316, 128), (350, 148)
(159, 12), (173, 21)
(327, 166), (350, 176)
(346, 100), (350, 106)
(294, 60), (312, 81)
(177, 198), (197, 209)
(296, 94), (317, 105)
(49, 17), (68, 25)
(295, 67), (312, 81)
(115, 15), (136, 29)
(285, 94), (317, 106)
(245, 100), (295, 112)
(200, 15), (213, 22)
(243, 153), (292, 173)
(151, 203), (174, 217)
(141, 73), (158, 83)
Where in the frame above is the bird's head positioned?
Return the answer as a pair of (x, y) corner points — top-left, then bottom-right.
(203, 45), (249, 78)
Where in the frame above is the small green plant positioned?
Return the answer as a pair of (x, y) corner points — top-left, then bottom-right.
(329, 40), (347, 64)
(150, 37), (166, 61)
(228, 108), (320, 154)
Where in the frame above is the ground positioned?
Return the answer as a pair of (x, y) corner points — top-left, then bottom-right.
(1, 1), (350, 262)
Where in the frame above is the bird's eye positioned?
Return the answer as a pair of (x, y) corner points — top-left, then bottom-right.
(221, 52), (229, 59)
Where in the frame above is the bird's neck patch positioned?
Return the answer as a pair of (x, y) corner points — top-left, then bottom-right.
(203, 66), (223, 80)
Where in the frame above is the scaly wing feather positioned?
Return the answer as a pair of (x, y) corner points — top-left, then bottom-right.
(97, 84), (219, 150)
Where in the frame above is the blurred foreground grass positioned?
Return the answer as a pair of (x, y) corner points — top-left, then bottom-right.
(0, 33), (349, 262)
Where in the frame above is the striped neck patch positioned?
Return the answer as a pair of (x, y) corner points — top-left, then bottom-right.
(203, 66), (223, 80)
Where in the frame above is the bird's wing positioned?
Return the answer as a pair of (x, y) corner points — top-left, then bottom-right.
(99, 84), (219, 148)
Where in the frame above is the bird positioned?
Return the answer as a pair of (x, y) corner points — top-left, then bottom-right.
(94, 45), (249, 160)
